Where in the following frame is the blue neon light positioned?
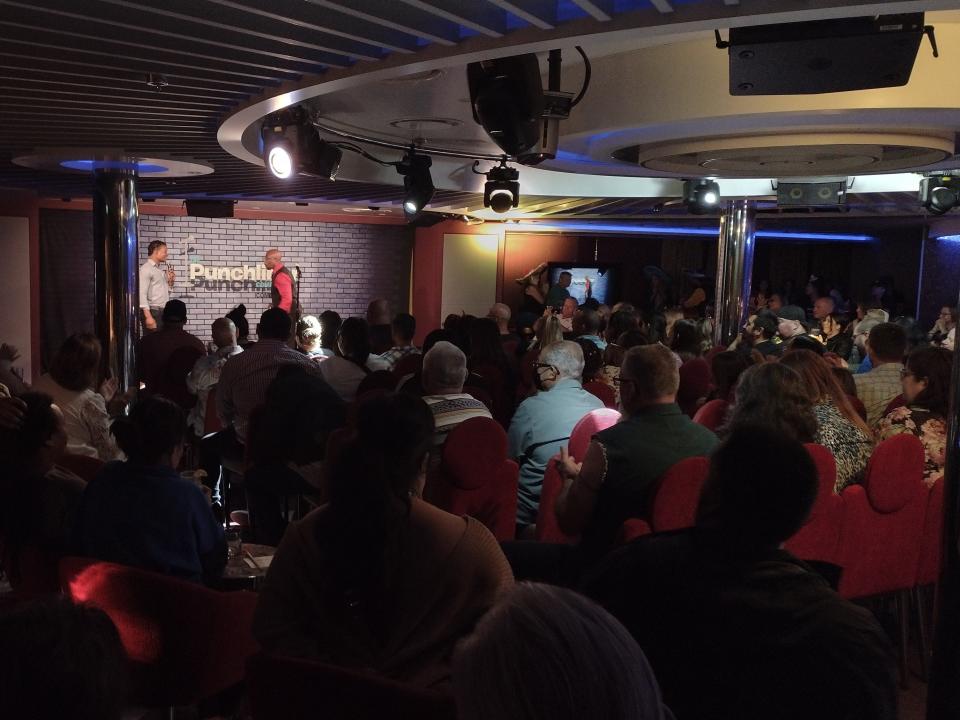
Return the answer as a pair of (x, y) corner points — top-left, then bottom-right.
(509, 221), (874, 242)
(61, 160), (168, 173)
(935, 234), (960, 243)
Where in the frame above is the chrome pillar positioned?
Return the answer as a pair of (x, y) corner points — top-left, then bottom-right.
(928, 302), (960, 718)
(93, 170), (138, 396)
(713, 199), (755, 347)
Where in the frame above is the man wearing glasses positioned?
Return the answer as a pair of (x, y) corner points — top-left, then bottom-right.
(508, 341), (603, 539)
(556, 343), (718, 560)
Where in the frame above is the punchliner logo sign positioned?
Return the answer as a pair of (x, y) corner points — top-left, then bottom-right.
(187, 247), (272, 299)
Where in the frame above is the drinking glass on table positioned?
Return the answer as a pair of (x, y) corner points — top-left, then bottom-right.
(225, 528), (242, 560)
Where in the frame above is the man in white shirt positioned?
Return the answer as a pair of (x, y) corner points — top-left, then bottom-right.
(186, 318), (243, 437)
(139, 240), (175, 332)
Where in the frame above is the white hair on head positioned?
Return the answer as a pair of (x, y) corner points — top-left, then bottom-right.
(422, 340), (468, 393)
(540, 340), (585, 381)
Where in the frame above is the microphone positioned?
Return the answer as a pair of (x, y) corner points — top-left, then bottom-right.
(294, 265), (302, 280)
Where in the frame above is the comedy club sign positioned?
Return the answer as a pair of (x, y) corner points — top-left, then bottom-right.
(189, 260), (272, 297)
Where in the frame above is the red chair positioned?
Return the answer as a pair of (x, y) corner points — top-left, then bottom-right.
(583, 380), (617, 409)
(425, 417), (519, 541)
(836, 434), (926, 685)
(57, 453), (105, 483)
(155, 344), (205, 411)
(677, 358), (712, 417)
(535, 408), (621, 543)
(619, 456), (710, 543)
(60, 557), (260, 711)
(392, 352), (423, 379)
(357, 370), (398, 397)
(916, 478), (945, 587)
(246, 653), (456, 720)
(692, 398), (729, 432)
(784, 444), (842, 565)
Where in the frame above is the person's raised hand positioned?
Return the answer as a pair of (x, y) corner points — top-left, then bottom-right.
(556, 445), (583, 481)
(99, 376), (118, 402)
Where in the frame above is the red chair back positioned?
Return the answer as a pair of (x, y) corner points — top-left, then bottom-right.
(536, 408), (620, 543)
(583, 380), (617, 409)
(59, 557), (259, 708)
(649, 456), (711, 531)
(357, 370), (398, 397)
(784, 444), (842, 564)
(247, 653), (456, 720)
(392, 353), (423, 379)
(204, 384), (223, 434)
(57, 453), (104, 483)
(837, 434), (927, 599)
(677, 358), (713, 417)
(692, 399), (729, 432)
(916, 478), (944, 586)
(425, 417), (518, 541)
(156, 345), (205, 411)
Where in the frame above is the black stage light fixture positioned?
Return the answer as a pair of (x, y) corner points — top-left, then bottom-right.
(260, 106), (342, 181)
(467, 54), (545, 157)
(683, 179), (721, 214)
(397, 150), (434, 220)
(920, 174), (960, 215)
(484, 161), (520, 213)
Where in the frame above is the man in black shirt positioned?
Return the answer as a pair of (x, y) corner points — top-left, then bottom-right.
(583, 426), (896, 720)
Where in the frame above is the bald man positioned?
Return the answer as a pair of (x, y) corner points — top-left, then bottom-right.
(488, 302), (520, 347)
(264, 248), (299, 318)
(186, 317), (244, 438)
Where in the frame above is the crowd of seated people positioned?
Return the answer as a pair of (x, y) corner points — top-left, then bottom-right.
(1, 268), (956, 720)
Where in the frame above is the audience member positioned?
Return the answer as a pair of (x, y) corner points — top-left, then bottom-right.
(0, 597), (128, 720)
(780, 350), (874, 492)
(854, 322), (907, 426)
(421, 341), (492, 449)
(819, 311), (853, 360)
(876, 346), (952, 487)
(74, 396), (226, 583)
(669, 319), (706, 361)
(850, 303), (889, 365)
(33, 333), (124, 461)
(185, 317), (243, 437)
(318, 317), (390, 402)
(509, 341), (603, 534)
(225, 304), (252, 348)
(767, 292), (784, 313)
(217, 308), (327, 444)
(708, 351), (751, 402)
(295, 315), (332, 359)
(137, 299), (205, 405)
(584, 426), (897, 720)
(723, 363), (817, 443)
(366, 298), (394, 355)
(0, 341), (28, 395)
(574, 337), (604, 383)
(253, 393), (513, 687)
(776, 305), (808, 340)
(380, 313), (420, 370)
(787, 333), (827, 355)
(0, 392), (83, 588)
(318, 309), (342, 355)
(545, 270), (572, 308)
(556, 344), (718, 557)
(468, 317), (517, 415)
(559, 297), (578, 333)
(746, 310), (783, 357)
(453, 582), (672, 720)
(573, 308), (607, 351)
(488, 303), (520, 347)
(812, 295), (835, 322)
(929, 305), (957, 350)
(599, 329), (649, 407)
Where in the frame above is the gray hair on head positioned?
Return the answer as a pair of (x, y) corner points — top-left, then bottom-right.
(540, 340), (585, 381)
(422, 340), (468, 394)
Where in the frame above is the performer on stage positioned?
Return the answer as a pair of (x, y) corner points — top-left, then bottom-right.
(263, 248), (300, 321)
(139, 240), (175, 332)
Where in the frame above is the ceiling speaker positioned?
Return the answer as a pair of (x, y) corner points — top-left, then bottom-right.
(777, 181), (847, 208)
(184, 199), (235, 218)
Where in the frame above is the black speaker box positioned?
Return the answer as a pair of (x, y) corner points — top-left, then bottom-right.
(777, 182), (846, 208)
(727, 14), (926, 95)
(184, 199), (235, 218)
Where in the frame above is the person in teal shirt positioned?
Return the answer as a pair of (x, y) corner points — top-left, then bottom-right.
(544, 271), (572, 309)
(508, 341), (603, 534)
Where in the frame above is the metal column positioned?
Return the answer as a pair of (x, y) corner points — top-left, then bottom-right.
(93, 169), (139, 396)
(713, 199), (755, 347)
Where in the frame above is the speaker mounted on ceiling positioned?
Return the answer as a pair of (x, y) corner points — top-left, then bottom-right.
(717, 14), (938, 95)
(467, 54), (545, 157)
(776, 181), (847, 209)
(184, 199), (235, 218)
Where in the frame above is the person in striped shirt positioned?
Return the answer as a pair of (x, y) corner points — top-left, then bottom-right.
(421, 341), (491, 451)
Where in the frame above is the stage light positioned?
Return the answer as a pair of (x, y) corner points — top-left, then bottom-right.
(396, 150), (434, 220)
(260, 106), (342, 181)
(483, 161), (520, 214)
(920, 175), (960, 215)
(683, 179), (721, 215)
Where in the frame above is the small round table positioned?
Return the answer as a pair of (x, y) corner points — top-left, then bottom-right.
(218, 542), (276, 590)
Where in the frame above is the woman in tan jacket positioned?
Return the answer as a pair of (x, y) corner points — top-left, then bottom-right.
(254, 392), (513, 688)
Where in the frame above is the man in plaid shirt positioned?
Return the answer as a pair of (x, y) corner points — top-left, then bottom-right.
(380, 313), (420, 371)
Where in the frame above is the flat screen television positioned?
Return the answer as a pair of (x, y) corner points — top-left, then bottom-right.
(547, 264), (618, 306)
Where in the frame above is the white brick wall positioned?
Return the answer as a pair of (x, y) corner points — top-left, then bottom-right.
(136, 214), (413, 338)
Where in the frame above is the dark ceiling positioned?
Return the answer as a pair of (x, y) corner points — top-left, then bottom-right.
(0, 0), (939, 220)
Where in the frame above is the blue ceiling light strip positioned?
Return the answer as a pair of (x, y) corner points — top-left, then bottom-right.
(508, 221), (875, 242)
(934, 234), (960, 243)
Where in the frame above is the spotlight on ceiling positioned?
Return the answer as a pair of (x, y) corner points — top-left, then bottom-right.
(397, 150), (434, 221)
(920, 174), (960, 215)
(260, 106), (342, 181)
(483, 161), (520, 214)
(683, 179), (722, 215)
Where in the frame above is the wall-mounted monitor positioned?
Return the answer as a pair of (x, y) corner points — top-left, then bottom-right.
(548, 264), (618, 306)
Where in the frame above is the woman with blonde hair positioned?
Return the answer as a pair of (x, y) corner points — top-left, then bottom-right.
(453, 582), (673, 720)
(779, 349), (874, 492)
